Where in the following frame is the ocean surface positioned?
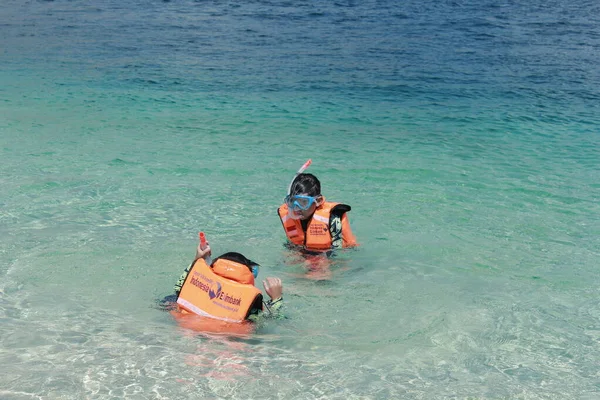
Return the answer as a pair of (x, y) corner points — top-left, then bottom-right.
(1, 0), (599, 399)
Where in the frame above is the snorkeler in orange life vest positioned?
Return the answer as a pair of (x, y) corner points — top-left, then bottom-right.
(161, 235), (284, 325)
(277, 160), (358, 252)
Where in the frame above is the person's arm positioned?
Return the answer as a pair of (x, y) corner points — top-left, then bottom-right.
(173, 243), (212, 295)
(247, 297), (284, 322)
(264, 297), (285, 316)
(341, 213), (358, 247)
(330, 205), (358, 249)
(173, 262), (193, 295)
(248, 277), (285, 322)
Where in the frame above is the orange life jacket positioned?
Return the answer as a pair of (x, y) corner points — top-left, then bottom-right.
(169, 309), (255, 337)
(176, 258), (263, 324)
(278, 201), (351, 251)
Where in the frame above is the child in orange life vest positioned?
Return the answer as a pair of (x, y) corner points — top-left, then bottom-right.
(163, 239), (284, 321)
(278, 172), (357, 252)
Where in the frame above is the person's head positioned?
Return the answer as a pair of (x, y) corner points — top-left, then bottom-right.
(285, 173), (324, 220)
(211, 252), (260, 285)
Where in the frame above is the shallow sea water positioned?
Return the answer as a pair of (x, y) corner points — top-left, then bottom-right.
(1, 0), (600, 398)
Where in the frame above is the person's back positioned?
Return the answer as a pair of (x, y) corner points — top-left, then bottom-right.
(278, 167), (357, 252)
(162, 239), (283, 333)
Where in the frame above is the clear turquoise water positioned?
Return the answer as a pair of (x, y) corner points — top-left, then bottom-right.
(1, 0), (599, 399)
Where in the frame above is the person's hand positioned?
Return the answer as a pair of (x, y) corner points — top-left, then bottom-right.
(263, 277), (282, 301)
(195, 242), (211, 261)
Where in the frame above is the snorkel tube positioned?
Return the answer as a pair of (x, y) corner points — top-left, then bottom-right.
(198, 232), (212, 265)
(287, 159), (312, 196)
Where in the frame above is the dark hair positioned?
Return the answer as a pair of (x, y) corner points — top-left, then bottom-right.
(212, 252), (259, 272)
(290, 173), (321, 197)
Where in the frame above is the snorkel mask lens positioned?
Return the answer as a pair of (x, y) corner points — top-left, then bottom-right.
(251, 265), (259, 278)
(285, 195), (316, 211)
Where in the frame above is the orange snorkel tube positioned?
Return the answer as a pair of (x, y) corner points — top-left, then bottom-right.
(198, 231), (212, 265)
(287, 159), (312, 196)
